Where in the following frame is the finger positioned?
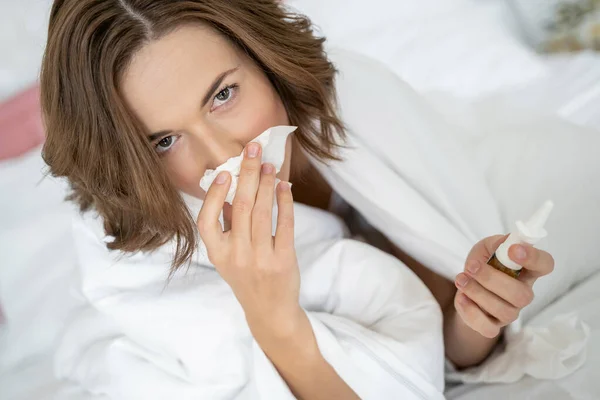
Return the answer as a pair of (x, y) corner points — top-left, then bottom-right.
(464, 260), (534, 309)
(231, 143), (262, 241)
(197, 171), (230, 248)
(509, 245), (555, 285)
(482, 234), (510, 257)
(466, 235), (508, 264)
(454, 292), (501, 339)
(455, 273), (520, 325)
(252, 163), (276, 249)
(274, 181), (294, 251)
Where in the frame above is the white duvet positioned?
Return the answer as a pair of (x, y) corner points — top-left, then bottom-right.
(446, 269), (600, 400)
(54, 200), (444, 400)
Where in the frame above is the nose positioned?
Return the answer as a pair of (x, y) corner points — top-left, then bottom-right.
(195, 127), (244, 169)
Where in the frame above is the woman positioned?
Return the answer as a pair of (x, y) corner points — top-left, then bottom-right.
(40, 0), (554, 398)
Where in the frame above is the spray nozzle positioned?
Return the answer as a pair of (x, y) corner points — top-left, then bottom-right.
(516, 200), (554, 240)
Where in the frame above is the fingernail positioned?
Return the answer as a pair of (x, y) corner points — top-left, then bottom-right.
(456, 274), (469, 288)
(457, 293), (468, 306)
(215, 172), (228, 184)
(261, 163), (274, 175)
(514, 245), (527, 261)
(278, 181), (291, 192)
(246, 143), (260, 158)
(466, 261), (480, 275)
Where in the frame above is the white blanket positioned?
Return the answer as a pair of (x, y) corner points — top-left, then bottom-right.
(446, 269), (600, 400)
(315, 49), (597, 383)
(54, 199), (444, 399)
(10, 49), (598, 396)
(315, 49), (503, 282)
(1, 148), (439, 400)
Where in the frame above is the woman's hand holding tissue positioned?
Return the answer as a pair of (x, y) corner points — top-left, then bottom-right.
(196, 142), (359, 400)
(445, 235), (555, 368)
(197, 142), (302, 336)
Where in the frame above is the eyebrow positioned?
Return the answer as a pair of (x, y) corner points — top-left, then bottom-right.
(148, 66), (240, 142)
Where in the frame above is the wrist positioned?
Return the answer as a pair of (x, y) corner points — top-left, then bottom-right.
(248, 308), (358, 400)
(249, 307), (322, 362)
(247, 305), (307, 339)
(445, 301), (503, 342)
(444, 301), (502, 368)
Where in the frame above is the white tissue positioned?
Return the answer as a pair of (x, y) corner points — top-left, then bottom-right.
(199, 126), (297, 204)
(446, 313), (590, 383)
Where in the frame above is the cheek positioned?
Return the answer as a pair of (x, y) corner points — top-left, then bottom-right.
(160, 84), (289, 199)
(229, 85), (289, 145)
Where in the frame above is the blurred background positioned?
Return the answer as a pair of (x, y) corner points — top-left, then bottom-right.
(4, 0), (600, 118)
(3, 0), (600, 158)
(1, 1), (600, 399)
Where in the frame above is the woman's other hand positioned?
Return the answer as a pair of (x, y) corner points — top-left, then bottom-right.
(453, 235), (555, 339)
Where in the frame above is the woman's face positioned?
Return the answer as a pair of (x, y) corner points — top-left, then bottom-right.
(121, 24), (290, 199)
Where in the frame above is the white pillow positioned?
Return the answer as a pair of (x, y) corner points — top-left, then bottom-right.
(0, 0), (52, 102)
(286, 0), (548, 98)
(323, 47), (600, 323)
(424, 92), (600, 321)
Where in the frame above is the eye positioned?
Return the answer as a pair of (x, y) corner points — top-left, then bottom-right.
(154, 135), (179, 154)
(212, 84), (239, 110)
(215, 87), (231, 102)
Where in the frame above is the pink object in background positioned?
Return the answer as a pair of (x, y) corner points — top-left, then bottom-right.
(0, 85), (45, 161)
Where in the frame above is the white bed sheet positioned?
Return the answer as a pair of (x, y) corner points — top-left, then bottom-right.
(0, 148), (106, 399)
(446, 269), (600, 400)
(0, 355), (105, 400)
(0, 148), (86, 392)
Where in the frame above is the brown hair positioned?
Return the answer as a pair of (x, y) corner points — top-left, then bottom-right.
(40, 0), (345, 270)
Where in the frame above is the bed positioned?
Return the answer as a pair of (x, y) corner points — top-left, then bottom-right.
(2, 1), (600, 399)
(446, 271), (600, 400)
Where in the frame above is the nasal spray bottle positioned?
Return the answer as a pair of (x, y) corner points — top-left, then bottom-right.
(487, 200), (554, 279)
